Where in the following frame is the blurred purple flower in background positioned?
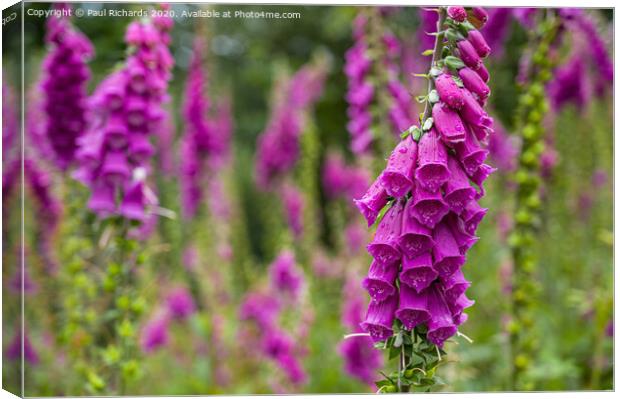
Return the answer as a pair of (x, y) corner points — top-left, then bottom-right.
(269, 250), (305, 301)
(166, 287), (196, 320)
(41, 2), (93, 170)
(75, 12), (174, 221)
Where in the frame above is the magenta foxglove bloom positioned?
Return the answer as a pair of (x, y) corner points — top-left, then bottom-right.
(166, 287), (196, 320)
(354, 177), (389, 227)
(140, 314), (170, 353)
(362, 260), (398, 303)
(269, 250), (305, 300)
(410, 181), (450, 229)
(396, 283), (431, 330)
(444, 156), (477, 214)
(24, 159), (62, 272)
(426, 284), (458, 347)
(345, 222), (367, 254)
(339, 336), (382, 385)
(255, 63), (325, 189)
(367, 199), (404, 266)
(455, 128), (489, 176)
(400, 253), (437, 293)
(387, 78), (415, 134)
(344, 14), (374, 154)
(281, 183), (304, 239)
(432, 221), (466, 278)
(322, 151), (372, 202)
(442, 268), (471, 303)
(360, 293), (398, 342)
(547, 54), (590, 111)
(210, 97), (234, 169)
(41, 3), (93, 170)
(415, 129), (450, 192)
(432, 102), (466, 145)
(398, 202), (434, 258)
(340, 273), (383, 385)
(380, 137), (417, 198)
(180, 38), (212, 219)
(355, 8), (494, 346)
(570, 11), (613, 93)
(239, 292), (281, 329)
(9, 260), (38, 295)
(6, 329), (39, 364)
(262, 328), (308, 385)
(512, 8), (537, 28)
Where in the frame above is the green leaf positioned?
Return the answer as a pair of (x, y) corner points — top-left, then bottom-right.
(421, 49), (434, 56)
(409, 353), (425, 368)
(445, 28), (463, 43)
(372, 201), (393, 229)
(444, 55), (465, 70)
(389, 344), (400, 360)
(375, 379), (392, 388)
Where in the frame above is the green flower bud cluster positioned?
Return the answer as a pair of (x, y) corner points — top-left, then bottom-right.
(509, 15), (560, 391)
(58, 205), (148, 394)
(56, 184), (102, 393)
(102, 228), (146, 393)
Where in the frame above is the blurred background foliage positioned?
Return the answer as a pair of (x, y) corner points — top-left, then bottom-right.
(2, 2), (613, 395)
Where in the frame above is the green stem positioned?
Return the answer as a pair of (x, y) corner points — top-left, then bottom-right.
(422, 8), (447, 122)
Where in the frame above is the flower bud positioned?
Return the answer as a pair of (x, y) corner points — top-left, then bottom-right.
(432, 102), (466, 145)
(447, 6), (467, 22)
(457, 40), (482, 70)
(435, 73), (465, 109)
(471, 7), (489, 26)
(458, 67), (490, 99)
(467, 30), (491, 58)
